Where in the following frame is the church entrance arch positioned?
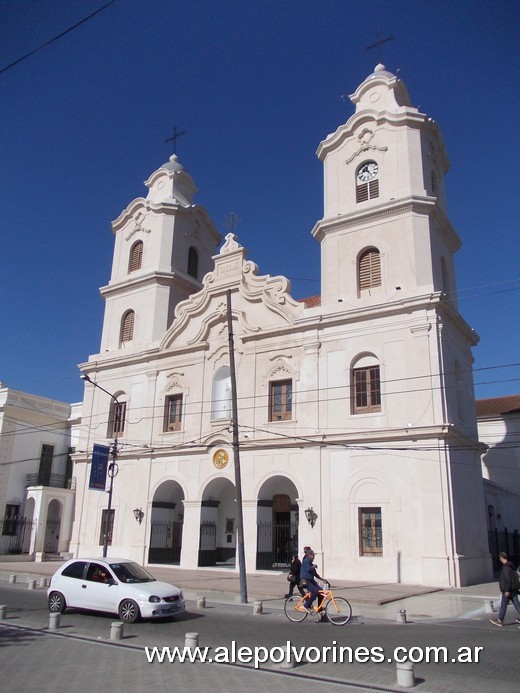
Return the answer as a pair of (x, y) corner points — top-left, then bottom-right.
(199, 477), (236, 568)
(148, 480), (184, 565)
(256, 476), (299, 570)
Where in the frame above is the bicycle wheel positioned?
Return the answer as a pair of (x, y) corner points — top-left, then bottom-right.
(325, 596), (352, 625)
(284, 596), (308, 622)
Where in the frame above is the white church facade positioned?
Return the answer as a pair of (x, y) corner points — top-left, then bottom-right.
(71, 65), (493, 587)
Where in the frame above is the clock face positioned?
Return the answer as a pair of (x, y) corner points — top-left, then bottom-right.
(357, 162), (379, 182)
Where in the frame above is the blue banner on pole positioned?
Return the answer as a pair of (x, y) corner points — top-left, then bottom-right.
(89, 444), (110, 490)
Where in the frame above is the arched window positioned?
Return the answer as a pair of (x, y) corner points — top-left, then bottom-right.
(351, 354), (381, 414)
(211, 366), (231, 419)
(187, 246), (199, 278)
(120, 310), (135, 343)
(129, 241), (143, 272)
(356, 161), (379, 203)
(358, 247), (381, 293)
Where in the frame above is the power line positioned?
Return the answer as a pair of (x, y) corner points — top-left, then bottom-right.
(0, 0), (116, 75)
(2, 360), (520, 441)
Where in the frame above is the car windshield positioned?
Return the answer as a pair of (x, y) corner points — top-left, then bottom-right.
(109, 562), (156, 583)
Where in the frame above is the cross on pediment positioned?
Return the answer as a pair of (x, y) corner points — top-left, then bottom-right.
(366, 30), (394, 63)
(165, 126), (186, 155)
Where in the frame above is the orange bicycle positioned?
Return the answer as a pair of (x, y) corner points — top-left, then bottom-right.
(284, 582), (352, 625)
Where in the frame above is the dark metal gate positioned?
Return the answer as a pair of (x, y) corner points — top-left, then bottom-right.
(0, 517), (35, 555)
(148, 521), (183, 564)
(256, 521), (298, 570)
(489, 527), (519, 572)
(44, 519), (60, 554)
(198, 522), (217, 566)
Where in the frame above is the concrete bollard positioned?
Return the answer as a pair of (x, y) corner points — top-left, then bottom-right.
(279, 654), (295, 670)
(0, 605), (7, 620)
(110, 621), (124, 641)
(38, 577), (47, 589)
(48, 613), (61, 631)
(396, 661), (415, 688)
(484, 599), (495, 613)
(9, 574), (16, 584)
(185, 632), (199, 650)
(196, 596), (206, 609)
(253, 600), (263, 615)
(28, 580), (36, 590)
(397, 609), (407, 623)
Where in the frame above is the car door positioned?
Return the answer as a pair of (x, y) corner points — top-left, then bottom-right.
(56, 560), (89, 608)
(79, 562), (119, 613)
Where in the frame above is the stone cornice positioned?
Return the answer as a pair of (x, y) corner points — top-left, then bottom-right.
(99, 270), (200, 299)
(317, 108), (426, 160)
(312, 194), (460, 253)
(437, 299), (480, 346)
(74, 423), (479, 462)
(111, 197), (220, 242)
(241, 291), (445, 344)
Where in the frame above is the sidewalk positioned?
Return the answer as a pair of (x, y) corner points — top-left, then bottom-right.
(0, 558), (500, 621)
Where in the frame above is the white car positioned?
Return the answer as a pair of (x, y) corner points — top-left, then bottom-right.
(47, 558), (185, 623)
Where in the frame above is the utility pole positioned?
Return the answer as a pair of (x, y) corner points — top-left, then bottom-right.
(81, 374), (119, 558)
(226, 289), (248, 603)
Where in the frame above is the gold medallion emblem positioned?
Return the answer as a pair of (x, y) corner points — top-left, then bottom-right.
(212, 449), (229, 469)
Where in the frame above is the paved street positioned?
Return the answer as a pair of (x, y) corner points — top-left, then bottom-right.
(0, 581), (518, 692)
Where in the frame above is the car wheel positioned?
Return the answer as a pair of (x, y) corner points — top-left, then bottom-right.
(118, 598), (140, 623)
(48, 591), (67, 614)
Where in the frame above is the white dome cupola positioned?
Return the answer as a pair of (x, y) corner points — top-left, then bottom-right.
(144, 154), (198, 206)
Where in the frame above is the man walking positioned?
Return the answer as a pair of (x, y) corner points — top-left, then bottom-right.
(490, 552), (520, 626)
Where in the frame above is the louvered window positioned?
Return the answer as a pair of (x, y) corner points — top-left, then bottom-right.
(356, 178), (379, 203)
(129, 241), (143, 272)
(121, 311), (135, 343)
(164, 394), (183, 431)
(111, 401), (126, 437)
(358, 248), (381, 291)
(353, 366), (381, 414)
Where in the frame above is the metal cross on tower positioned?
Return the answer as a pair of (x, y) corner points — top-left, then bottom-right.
(366, 30), (394, 63)
(164, 126), (186, 155)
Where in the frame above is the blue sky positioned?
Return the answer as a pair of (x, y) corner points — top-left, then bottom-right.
(1, 0), (519, 404)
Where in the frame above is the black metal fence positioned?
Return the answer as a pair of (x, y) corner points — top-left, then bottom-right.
(256, 521), (298, 570)
(488, 528), (520, 571)
(148, 521), (183, 564)
(25, 473), (75, 489)
(0, 517), (35, 555)
(198, 522), (216, 566)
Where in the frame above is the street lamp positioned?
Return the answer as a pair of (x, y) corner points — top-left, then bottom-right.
(81, 373), (120, 558)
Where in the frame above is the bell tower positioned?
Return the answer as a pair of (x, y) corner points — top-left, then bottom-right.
(313, 64), (456, 309)
(98, 154), (221, 353)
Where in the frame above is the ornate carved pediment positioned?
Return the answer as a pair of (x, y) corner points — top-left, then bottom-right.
(263, 356), (298, 385)
(125, 210), (152, 240)
(345, 129), (388, 165)
(164, 371), (185, 392)
(159, 234), (303, 351)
